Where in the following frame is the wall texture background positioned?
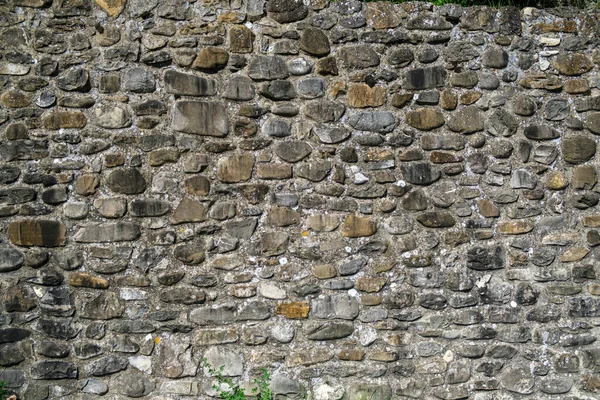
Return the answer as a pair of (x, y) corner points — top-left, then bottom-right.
(0, 0), (600, 398)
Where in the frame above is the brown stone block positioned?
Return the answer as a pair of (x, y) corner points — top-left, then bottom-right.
(276, 302), (310, 319)
(8, 220), (66, 247)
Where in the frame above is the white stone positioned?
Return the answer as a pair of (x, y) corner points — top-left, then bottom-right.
(129, 355), (152, 374)
(271, 321), (295, 343)
(314, 382), (345, 400)
(259, 282), (286, 299)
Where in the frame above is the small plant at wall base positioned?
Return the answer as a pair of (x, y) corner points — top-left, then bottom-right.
(202, 358), (272, 400)
(0, 380), (5, 399)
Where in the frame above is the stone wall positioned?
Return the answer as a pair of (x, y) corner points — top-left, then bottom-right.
(1, 0), (600, 398)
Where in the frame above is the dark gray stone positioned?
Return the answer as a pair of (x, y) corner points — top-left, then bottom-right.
(405, 66), (447, 90)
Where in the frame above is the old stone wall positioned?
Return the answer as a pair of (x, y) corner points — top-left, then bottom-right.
(1, 0), (600, 398)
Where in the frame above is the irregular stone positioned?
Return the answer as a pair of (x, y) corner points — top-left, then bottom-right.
(229, 25), (254, 53)
(31, 361), (77, 380)
(248, 55), (289, 80)
(42, 111), (87, 130)
(553, 53), (593, 76)
(348, 84), (386, 108)
(300, 28), (330, 57)
(274, 141), (312, 163)
(94, 104), (132, 129)
(405, 66), (446, 90)
(266, 0), (308, 23)
(365, 2), (401, 29)
(342, 214), (376, 237)
(8, 220), (66, 247)
(562, 135), (596, 164)
(447, 106), (484, 133)
(204, 347), (244, 376)
(348, 111), (394, 133)
(500, 367), (534, 394)
(106, 168), (146, 194)
(339, 45), (380, 69)
(306, 321), (354, 340)
(74, 222), (141, 243)
(192, 47), (229, 71)
(304, 101), (345, 123)
(164, 70), (217, 96)
(416, 212), (455, 228)
(172, 197), (206, 224)
(223, 75), (255, 101)
(523, 124), (560, 141)
(217, 153), (255, 182)
(172, 101), (229, 137)
(406, 108), (445, 131)
(482, 47), (509, 68)
(401, 162), (440, 185)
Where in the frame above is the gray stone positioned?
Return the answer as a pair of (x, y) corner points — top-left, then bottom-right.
(562, 135), (596, 164)
(223, 75), (255, 100)
(298, 78), (325, 99)
(259, 80), (296, 100)
(401, 162), (440, 185)
(524, 124), (559, 140)
(447, 106), (484, 133)
(74, 222), (141, 243)
(172, 101), (229, 137)
(348, 111), (395, 133)
(388, 47), (414, 67)
(305, 321), (354, 340)
(304, 101), (345, 123)
(544, 98), (570, 121)
(79, 292), (124, 320)
(267, 0), (308, 23)
(275, 141), (312, 163)
(0, 247), (24, 272)
(487, 109), (518, 137)
(248, 56), (289, 80)
(164, 70), (217, 96)
(262, 118), (291, 138)
(339, 45), (380, 69)
(81, 378), (109, 395)
(122, 68), (155, 93)
(405, 66), (447, 90)
(300, 28), (331, 57)
(312, 124), (350, 144)
(482, 47), (509, 68)
(312, 294), (359, 320)
(57, 68), (89, 92)
(31, 361), (77, 380)
(500, 367), (534, 394)
(204, 347), (244, 376)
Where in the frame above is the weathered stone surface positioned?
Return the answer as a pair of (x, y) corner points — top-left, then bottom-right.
(447, 106), (484, 133)
(172, 101), (229, 137)
(74, 222), (141, 243)
(0, 5), (597, 397)
(553, 53), (593, 76)
(165, 70), (217, 96)
(248, 56), (289, 80)
(217, 153), (255, 183)
(562, 135), (596, 164)
(8, 220), (66, 247)
(339, 45), (380, 69)
(300, 28), (331, 57)
(405, 66), (446, 90)
(267, 0), (308, 23)
(406, 108), (445, 131)
(342, 215), (376, 237)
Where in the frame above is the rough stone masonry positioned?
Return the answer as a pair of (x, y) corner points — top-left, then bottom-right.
(0, 0), (599, 398)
